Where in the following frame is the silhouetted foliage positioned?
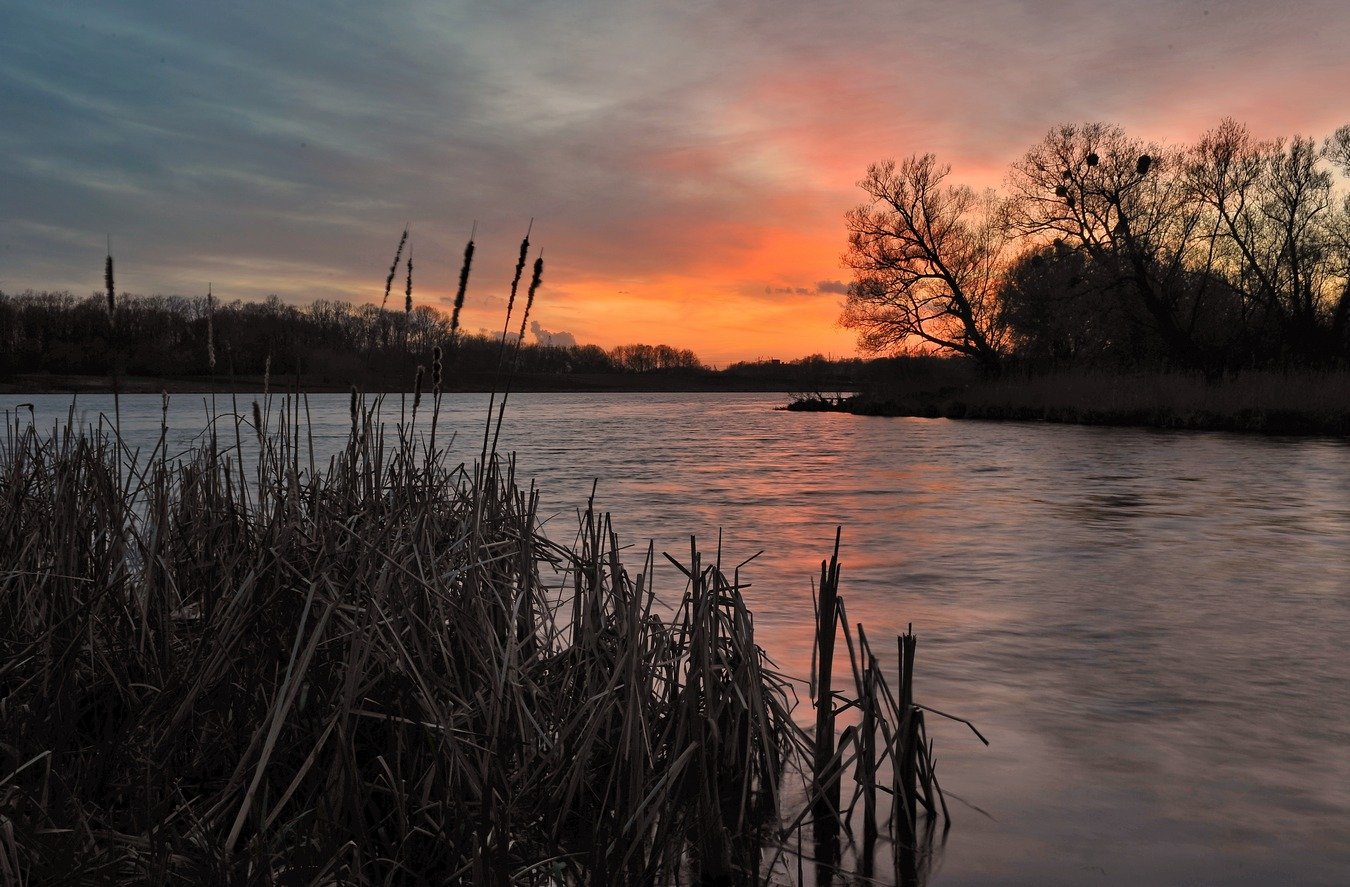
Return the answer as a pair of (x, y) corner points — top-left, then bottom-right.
(608, 342), (703, 372)
(1005, 123), (1214, 368)
(999, 241), (1135, 366)
(843, 155), (1007, 371)
(0, 290), (706, 384)
(1184, 119), (1350, 364)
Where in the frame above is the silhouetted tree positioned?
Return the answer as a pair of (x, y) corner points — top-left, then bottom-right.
(1324, 124), (1350, 174)
(842, 155), (1007, 370)
(851, 119), (1350, 373)
(999, 241), (1135, 366)
(1186, 119), (1350, 363)
(1005, 123), (1211, 368)
(607, 343), (704, 372)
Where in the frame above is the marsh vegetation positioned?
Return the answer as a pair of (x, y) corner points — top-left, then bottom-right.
(0, 378), (978, 885)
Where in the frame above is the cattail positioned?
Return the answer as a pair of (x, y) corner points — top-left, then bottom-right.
(206, 284), (216, 370)
(413, 365), (424, 412)
(450, 232), (475, 337)
(432, 345), (442, 394)
(263, 354), (271, 394)
(1136, 154), (1152, 175)
(404, 247), (414, 315)
(104, 242), (116, 325)
(449, 223), (477, 340)
(506, 222), (532, 322)
(382, 226), (409, 311)
(252, 400), (263, 443)
(517, 255), (544, 341)
(349, 385), (358, 424)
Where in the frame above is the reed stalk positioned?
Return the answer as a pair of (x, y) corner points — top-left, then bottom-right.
(0, 401), (976, 885)
(490, 254), (544, 455)
(449, 227), (476, 349)
(382, 225), (409, 312)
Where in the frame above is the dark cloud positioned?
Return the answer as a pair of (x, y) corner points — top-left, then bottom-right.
(763, 280), (850, 296)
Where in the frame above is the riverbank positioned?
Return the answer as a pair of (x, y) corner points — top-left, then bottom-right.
(787, 369), (1350, 436)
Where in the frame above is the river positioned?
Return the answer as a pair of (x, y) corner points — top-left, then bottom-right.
(8, 390), (1350, 885)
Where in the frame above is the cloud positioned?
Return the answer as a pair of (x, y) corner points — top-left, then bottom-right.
(530, 319), (577, 348)
(762, 280), (849, 296)
(2, 1), (1348, 360)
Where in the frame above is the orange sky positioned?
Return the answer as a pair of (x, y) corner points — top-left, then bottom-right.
(4, 2), (1349, 365)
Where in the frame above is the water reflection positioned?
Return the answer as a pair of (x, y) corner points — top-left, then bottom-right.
(7, 392), (1350, 885)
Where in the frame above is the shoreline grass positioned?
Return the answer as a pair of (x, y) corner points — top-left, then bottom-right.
(1, 394), (972, 884)
(788, 368), (1350, 436)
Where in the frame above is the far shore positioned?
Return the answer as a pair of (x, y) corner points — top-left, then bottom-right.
(786, 369), (1350, 437)
(0, 371), (827, 396)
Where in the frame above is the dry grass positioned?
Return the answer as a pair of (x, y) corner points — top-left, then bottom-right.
(813, 368), (1350, 435)
(973, 369), (1350, 418)
(0, 391), (964, 885)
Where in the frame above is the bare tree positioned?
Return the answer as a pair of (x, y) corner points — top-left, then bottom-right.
(1325, 124), (1350, 174)
(842, 155), (1007, 370)
(1325, 126), (1350, 345)
(1006, 123), (1209, 367)
(1187, 119), (1350, 360)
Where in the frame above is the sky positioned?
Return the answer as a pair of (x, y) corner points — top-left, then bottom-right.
(2, 1), (1348, 365)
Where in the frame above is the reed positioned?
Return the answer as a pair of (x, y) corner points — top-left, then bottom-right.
(791, 542), (986, 885)
(104, 245), (116, 324)
(0, 399), (974, 885)
(449, 228), (476, 345)
(479, 223), (534, 467)
(381, 225), (409, 312)
(404, 247), (414, 316)
(490, 253), (545, 456)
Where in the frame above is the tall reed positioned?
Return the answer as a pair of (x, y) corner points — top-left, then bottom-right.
(381, 225), (409, 312)
(0, 396), (974, 885)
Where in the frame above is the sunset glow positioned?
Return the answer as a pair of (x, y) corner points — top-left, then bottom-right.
(3, 1), (1348, 364)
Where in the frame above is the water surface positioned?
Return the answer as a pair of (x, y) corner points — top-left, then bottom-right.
(9, 391), (1350, 885)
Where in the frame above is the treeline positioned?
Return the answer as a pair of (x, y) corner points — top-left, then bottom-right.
(724, 354), (871, 388)
(844, 119), (1350, 374)
(0, 291), (705, 384)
